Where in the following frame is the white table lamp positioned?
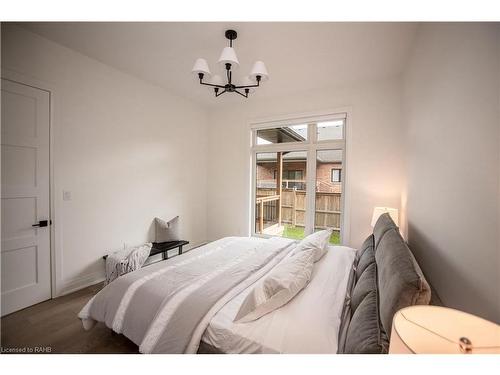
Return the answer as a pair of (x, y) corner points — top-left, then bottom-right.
(390, 305), (500, 354)
(371, 207), (399, 227)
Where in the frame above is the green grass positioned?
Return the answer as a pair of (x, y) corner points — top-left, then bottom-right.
(282, 225), (340, 244)
(281, 225), (306, 240)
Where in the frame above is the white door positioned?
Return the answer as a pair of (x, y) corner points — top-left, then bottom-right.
(1, 79), (51, 316)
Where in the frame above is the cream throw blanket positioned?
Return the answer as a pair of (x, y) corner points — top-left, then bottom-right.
(105, 243), (152, 285)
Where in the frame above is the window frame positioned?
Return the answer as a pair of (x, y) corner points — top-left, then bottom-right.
(250, 109), (350, 245)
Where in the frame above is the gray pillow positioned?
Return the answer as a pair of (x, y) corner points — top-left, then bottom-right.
(375, 228), (431, 334)
(155, 216), (180, 242)
(337, 234), (375, 353)
(351, 262), (376, 311)
(358, 234), (375, 258)
(373, 213), (397, 249)
(345, 241), (389, 354)
(356, 247), (375, 280)
(337, 296), (352, 353)
(344, 290), (389, 354)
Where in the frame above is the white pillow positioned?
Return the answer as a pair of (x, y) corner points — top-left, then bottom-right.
(294, 228), (333, 262)
(234, 249), (315, 323)
(154, 216), (180, 242)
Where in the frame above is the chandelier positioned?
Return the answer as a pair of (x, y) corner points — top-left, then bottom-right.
(191, 29), (269, 98)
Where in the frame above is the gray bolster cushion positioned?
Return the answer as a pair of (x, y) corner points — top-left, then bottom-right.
(375, 228), (432, 334)
(373, 213), (397, 249)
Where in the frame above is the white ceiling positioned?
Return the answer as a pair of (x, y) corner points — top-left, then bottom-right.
(20, 22), (418, 108)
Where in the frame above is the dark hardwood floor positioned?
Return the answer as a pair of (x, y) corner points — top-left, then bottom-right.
(1, 283), (138, 354)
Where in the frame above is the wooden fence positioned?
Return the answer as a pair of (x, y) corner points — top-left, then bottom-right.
(256, 188), (341, 232)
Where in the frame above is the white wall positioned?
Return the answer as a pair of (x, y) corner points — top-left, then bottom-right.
(1, 24), (209, 295)
(403, 23), (500, 322)
(207, 77), (406, 249)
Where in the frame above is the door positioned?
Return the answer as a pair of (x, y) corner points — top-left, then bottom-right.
(1, 79), (51, 316)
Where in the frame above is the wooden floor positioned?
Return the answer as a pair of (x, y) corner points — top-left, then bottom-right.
(1, 283), (138, 354)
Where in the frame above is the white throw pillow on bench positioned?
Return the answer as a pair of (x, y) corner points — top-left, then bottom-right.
(155, 216), (180, 242)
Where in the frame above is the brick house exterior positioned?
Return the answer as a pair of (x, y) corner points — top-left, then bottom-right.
(257, 160), (342, 193)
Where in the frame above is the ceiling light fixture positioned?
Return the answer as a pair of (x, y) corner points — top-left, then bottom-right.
(191, 29), (269, 98)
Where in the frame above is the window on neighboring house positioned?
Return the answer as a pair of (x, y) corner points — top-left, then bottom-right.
(275, 170), (304, 180)
(251, 113), (347, 245)
(331, 168), (341, 183)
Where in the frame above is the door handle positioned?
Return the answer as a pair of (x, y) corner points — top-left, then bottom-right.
(32, 220), (50, 228)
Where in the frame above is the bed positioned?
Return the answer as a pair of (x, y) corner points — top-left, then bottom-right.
(79, 214), (432, 354)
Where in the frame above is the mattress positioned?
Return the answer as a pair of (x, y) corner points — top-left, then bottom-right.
(201, 244), (356, 354)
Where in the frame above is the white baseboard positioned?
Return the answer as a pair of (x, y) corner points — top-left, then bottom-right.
(57, 272), (105, 297)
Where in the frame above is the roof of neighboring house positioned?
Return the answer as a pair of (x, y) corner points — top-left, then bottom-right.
(257, 127), (306, 144)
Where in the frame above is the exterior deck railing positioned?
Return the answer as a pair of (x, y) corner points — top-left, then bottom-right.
(255, 194), (280, 234)
(256, 179), (340, 193)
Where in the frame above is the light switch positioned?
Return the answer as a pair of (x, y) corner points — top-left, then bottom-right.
(63, 190), (72, 201)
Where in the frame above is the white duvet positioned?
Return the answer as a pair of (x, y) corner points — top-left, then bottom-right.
(202, 245), (356, 353)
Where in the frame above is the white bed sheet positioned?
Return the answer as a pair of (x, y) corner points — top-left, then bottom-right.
(202, 244), (356, 354)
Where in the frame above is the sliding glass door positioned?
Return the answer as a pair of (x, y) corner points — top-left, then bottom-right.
(251, 113), (347, 243)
